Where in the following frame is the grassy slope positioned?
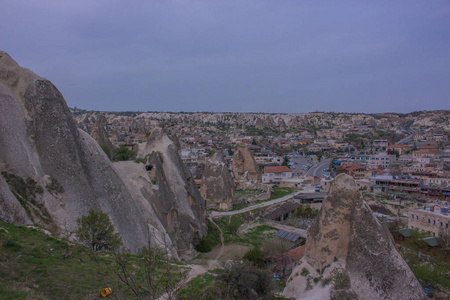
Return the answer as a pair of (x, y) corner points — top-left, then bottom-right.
(0, 220), (183, 300)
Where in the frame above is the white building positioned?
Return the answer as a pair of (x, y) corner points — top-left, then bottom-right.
(262, 166), (293, 184)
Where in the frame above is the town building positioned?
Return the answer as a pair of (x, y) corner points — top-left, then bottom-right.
(373, 140), (389, 148)
(387, 144), (411, 155)
(262, 166), (293, 184)
(408, 206), (450, 237)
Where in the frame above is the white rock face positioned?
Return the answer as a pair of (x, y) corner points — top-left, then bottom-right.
(232, 146), (261, 189)
(0, 52), (204, 255)
(136, 127), (207, 259)
(283, 174), (427, 300)
(200, 152), (235, 211)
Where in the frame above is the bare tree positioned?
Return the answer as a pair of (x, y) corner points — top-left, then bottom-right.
(262, 237), (295, 278)
(62, 221), (74, 258)
(91, 228), (187, 300)
(261, 236), (293, 257)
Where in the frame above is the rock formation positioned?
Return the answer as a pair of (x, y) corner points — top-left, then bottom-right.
(200, 152), (235, 211)
(89, 115), (114, 159)
(0, 52), (204, 256)
(283, 174), (426, 300)
(232, 145), (261, 189)
(278, 118), (287, 131)
(265, 116), (276, 128)
(255, 117), (265, 129)
(136, 127), (207, 258)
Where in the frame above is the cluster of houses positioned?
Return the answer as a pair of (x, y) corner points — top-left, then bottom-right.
(72, 109), (450, 255)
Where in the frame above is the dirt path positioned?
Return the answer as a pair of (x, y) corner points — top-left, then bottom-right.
(158, 218), (227, 299)
(208, 217), (224, 261)
(160, 190), (308, 299)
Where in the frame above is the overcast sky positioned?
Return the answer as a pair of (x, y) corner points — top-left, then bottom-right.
(2, 1), (450, 113)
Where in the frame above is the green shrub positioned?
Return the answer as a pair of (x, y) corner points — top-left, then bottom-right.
(212, 262), (273, 299)
(75, 209), (123, 251)
(333, 271), (350, 289)
(100, 145), (111, 158)
(243, 247), (266, 268)
(226, 215), (246, 234)
(195, 221), (221, 253)
(294, 205), (319, 219)
(114, 146), (135, 161)
(1, 171), (44, 200)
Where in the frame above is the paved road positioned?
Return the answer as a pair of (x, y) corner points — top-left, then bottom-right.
(262, 219), (308, 239)
(305, 158), (332, 177)
(209, 191), (302, 219)
(398, 120), (415, 145)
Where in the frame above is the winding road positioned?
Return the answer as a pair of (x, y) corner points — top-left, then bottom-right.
(305, 158), (332, 177)
(209, 191), (302, 219)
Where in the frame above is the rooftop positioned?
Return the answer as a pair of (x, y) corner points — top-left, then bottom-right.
(399, 228), (415, 238)
(275, 229), (301, 242)
(264, 166), (292, 173)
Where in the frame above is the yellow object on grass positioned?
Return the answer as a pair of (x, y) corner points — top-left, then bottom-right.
(101, 288), (112, 297)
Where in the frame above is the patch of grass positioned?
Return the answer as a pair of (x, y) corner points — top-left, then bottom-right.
(234, 189), (264, 201)
(176, 273), (215, 300)
(412, 263), (450, 291)
(215, 215), (246, 236)
(0, 283), (48, 300)
(268, 187), (294, 201)
(231, 202), (253, 211)
(195, 220), (221, 252)
(333, 271), (350, 289)
(243, 225), (276, 247)
(0, 219), (186, 299)
(230, 188), (294, 211)
(3, 239), (22, 252)
(211, 215), (247, 245)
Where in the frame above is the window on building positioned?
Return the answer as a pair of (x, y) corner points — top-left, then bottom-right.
(428, 219), (430, 223)
(411, 215), (414, 219)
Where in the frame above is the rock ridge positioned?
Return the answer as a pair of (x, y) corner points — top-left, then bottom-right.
(283, 174), (426, 300)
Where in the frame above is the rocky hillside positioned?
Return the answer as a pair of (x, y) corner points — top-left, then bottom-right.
(0, 52), (205, 257)
(72, 108), (450, 135)
(283, 174), (426, 300)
